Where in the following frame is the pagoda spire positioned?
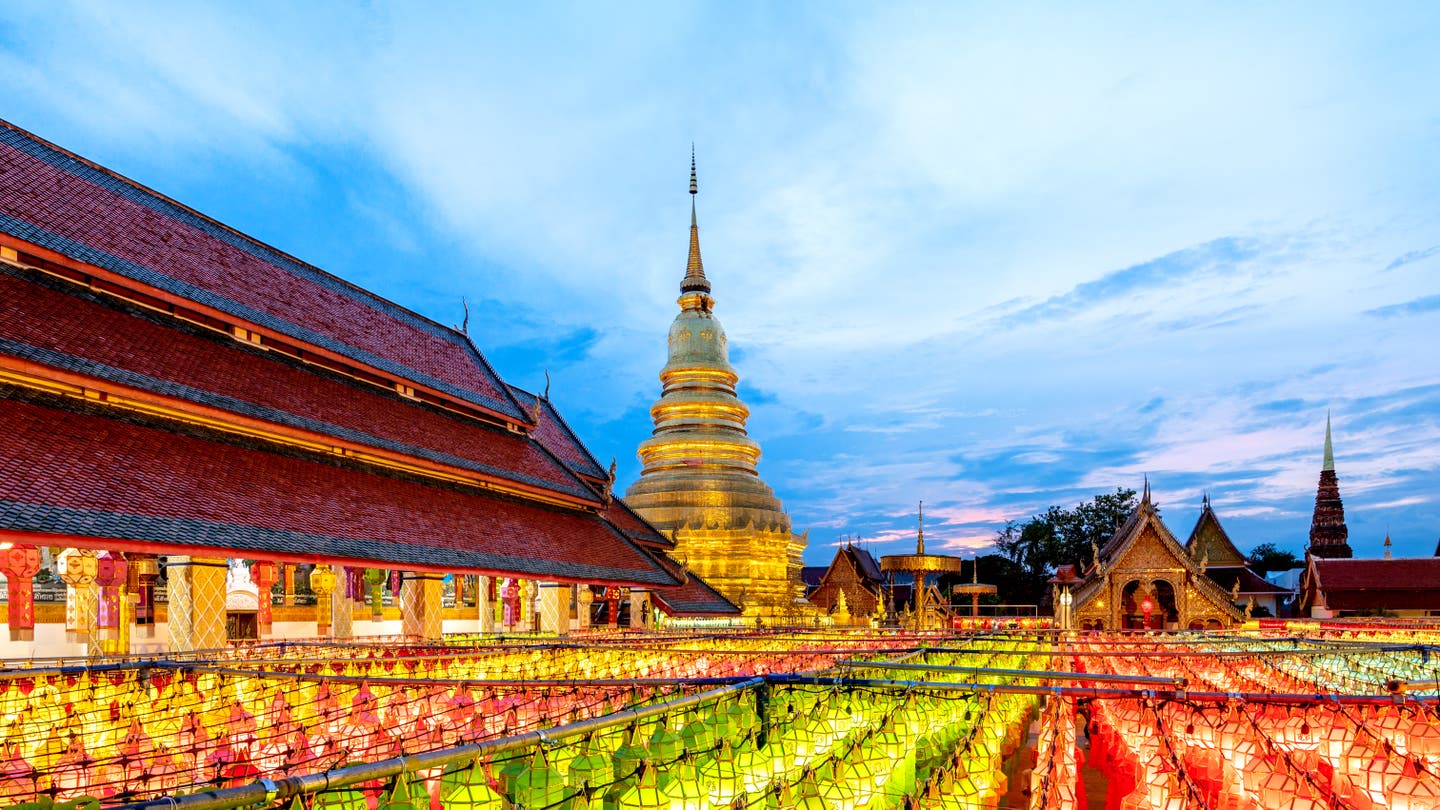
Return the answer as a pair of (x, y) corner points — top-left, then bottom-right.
(1308, 414), (1352, 558)
(916, 501), (925, 555)
(682, 147), (711, 295)
(1323, 410), (1335, 472)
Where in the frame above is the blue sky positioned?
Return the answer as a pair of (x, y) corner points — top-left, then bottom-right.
(3, 2), (1438, 564)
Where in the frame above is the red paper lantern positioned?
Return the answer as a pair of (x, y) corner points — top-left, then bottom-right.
(95, 552), (127, 638)
(0, 544), (41, 641)
(251, 561), (278, 634)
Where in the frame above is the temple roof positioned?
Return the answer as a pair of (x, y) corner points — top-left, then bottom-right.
(0, 118), (693, 588)
(646, 552), (742, 617)
(810, 545), (887, 597)
(1, 266), (596, 503)
(1305, 557), (1440, 612)
(1074, 492), (1242, 620)
(0, 119), (528, 424)
(506, 385), (609, 482)
(0, 392), (677, 586)
(1202, 566), (1291, 595)
(1183, 497), (1247, 566)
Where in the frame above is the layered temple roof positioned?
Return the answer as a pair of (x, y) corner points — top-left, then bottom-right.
(0, 117), (737, 601)
(1302, 557), (1440, 613)
(1183, 497), (1289, 596)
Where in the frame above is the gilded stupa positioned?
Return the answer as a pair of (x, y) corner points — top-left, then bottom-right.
(624, 155), (807, 620)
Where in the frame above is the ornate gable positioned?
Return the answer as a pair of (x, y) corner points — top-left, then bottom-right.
(807, 545), (882, 618)
(1072, 488), (1243, 630)
(1184, 498), (1246, 566)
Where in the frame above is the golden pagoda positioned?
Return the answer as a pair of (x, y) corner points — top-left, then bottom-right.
(624, 155), (807, 621)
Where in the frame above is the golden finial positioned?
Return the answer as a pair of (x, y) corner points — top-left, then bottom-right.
(916, 500), (925, 555)
(681, 147), (710, 295)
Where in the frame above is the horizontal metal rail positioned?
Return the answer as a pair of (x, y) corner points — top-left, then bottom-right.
(768, 674), (1439, 706)
(838, 659), (1185, 686)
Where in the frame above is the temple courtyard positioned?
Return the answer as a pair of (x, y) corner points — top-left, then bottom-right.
(3, 625), (1440, 810)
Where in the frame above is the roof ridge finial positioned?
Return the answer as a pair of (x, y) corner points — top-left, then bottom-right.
(1323, 411), (1335, 472)
(681, 145), (710, 296)
(1142, 475), (1151, 506)
(916, 500), (925, 555)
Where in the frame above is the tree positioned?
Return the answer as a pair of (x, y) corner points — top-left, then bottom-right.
(994, 488), (1141, 605)
(1247, 543), (1301, 575)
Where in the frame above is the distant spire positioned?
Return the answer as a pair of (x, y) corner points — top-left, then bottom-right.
(1323, 411), (1335, 472)
(1384, 532), (1393, 560)
(1142, 476), (1151, 506)
(681, 146), (711, 295)
(916, 500), (925, 555)
(1309, 411), (1352, 558)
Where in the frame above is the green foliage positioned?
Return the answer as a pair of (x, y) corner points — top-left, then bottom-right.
(1246, 542), (1301, 575)
(993, 488), (1140, 604)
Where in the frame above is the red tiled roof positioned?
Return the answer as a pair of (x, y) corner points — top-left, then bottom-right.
(0, 395), (677, 586)
(1311, 557), (1440, 612)
(507, 386), (608, 481)
(0, 120), (525, 422)
(0, 269), (594, 501)
(599, 498), (674, 549)
(1203, 566), (1289, 595)
(647, 553), (741, 617)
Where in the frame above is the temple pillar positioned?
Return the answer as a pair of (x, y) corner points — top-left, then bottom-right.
(537, 582), (567, 636)
(330, 566), (354, 640)
(166, 556), (228, 652)
(629, 589), (651, 630)
(401, 571), (444, 640)
(478, 576), (495, 633)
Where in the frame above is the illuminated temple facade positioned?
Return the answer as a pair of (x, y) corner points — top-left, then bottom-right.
(624, 161), (808, 621)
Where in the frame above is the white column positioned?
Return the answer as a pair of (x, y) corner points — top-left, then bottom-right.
(537, 582), (567, 636)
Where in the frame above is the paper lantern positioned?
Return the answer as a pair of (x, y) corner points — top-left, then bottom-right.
(682, 713), (716, 756)
(128, 554), (160, 631)
(94, 551), (127, 640)
(56, 548), (99, 643)
(365, 568), (387, 621)
(440, 764), (505, 810)
(616, 763), (677, 810)
(686, 741), (735, 810)
(250, 561), (278, 634)
(310, 564), (337, 635)
(0, 544), (41, 641)
(511, 752), (570, 810)
(660, 756), (708, 810)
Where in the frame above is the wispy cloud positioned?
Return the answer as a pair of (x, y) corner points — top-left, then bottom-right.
(3, 1), (1438, 561)
(1365, 294), (1440, 319)
(1385, 245), (1440, 272)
